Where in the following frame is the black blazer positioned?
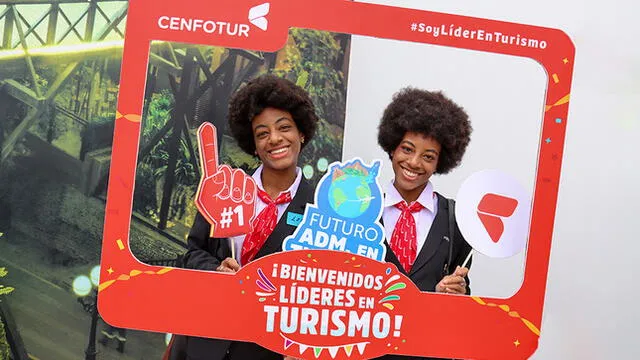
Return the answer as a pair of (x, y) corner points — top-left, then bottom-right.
(169, 179), (314, 360)
(373, 192), (472, 360)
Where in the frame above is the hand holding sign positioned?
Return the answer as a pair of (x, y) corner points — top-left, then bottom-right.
(195, 122), (257, 238)
(436, 266), (469, 294)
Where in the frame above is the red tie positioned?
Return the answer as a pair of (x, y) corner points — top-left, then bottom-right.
(389, 201), (424, 273)
(241, 189), (292, 265)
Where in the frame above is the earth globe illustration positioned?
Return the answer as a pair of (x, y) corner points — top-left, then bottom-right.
(328, 165), (374, 218)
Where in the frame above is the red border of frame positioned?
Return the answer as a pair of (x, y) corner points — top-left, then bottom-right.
(99, 1), (574, 358)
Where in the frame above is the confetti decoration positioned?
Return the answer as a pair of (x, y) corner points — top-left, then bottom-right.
(257, 268), (277, 291)
(98, 280), (116, 292)
(385, 283), (406, 294)
(552, 74), (559, 83)
(328, 346), (340, 358)
(256, 279), (272, 292)
(284, 339), (294, 350)
(384, 274), (400, 286)
(280, 333), (370, 358)
(116, 239), (125, 250)
(344, 345), (354, 356)
(545, 93), (570, 112)
(379, 295), (401, 303)
(115, 111), (142, 123)
(470, 297), (540, 336)
(98, 267), (174, 292)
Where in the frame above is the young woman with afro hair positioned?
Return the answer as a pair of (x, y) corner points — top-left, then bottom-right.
(374, 88), (474, 360)
(167, 74), (317, 360)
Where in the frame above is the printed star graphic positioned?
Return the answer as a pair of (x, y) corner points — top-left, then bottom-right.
(107, 267), (114, 275)
(514, 340), (521, 347)
(563, 58), (569, 64)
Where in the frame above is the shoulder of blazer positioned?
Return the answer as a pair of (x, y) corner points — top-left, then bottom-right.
(434, 191), (451, 209)
(296, 177), (315, 200)
(433, 191), (470, 251)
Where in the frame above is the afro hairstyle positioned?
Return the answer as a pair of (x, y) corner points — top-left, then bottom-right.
(227, 74), (318, 155)
(377, 87), (472, 174)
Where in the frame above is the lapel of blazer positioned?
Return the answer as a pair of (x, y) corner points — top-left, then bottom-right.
(408, 192), (448, 277)
(254, 179), (313, 259)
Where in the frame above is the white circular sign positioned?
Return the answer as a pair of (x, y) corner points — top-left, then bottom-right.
(455, 169), (531, 258)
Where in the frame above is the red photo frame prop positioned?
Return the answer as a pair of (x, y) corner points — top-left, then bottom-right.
(100, 0), (574, 359)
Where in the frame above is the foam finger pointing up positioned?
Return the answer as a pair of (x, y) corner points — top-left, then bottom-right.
(197, 122), (219, 178)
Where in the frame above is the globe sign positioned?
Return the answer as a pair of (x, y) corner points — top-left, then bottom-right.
(328, 170), (372, 218)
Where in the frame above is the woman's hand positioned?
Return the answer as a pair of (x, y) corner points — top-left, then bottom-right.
(436, 266), (469, 294)
(216, 257), (240, 273)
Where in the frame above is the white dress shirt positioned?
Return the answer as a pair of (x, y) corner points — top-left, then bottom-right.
(229, 164), (302, 265)
(382, 181), (439, 255)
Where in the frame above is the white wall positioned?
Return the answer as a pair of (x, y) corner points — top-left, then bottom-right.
(344, 1), (640, 359)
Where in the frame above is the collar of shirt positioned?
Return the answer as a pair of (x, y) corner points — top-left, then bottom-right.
(252, 164), (302, 202)
(230, 164), (302, 265)
(383, 180), (436, 213)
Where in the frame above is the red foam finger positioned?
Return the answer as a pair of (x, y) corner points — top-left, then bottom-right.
(243, 177), (257, 204)
(230, 169), (245, 202)
(217, 165), (232, 198)
(197, 122), (219, 178)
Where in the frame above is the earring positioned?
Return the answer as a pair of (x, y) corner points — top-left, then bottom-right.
(301, 137), (305, 144)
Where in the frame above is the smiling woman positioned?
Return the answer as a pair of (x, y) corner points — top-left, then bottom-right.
(170, 74), (320, 360)
(251, 108), (304, 188)
(375, 89), (474, 339)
